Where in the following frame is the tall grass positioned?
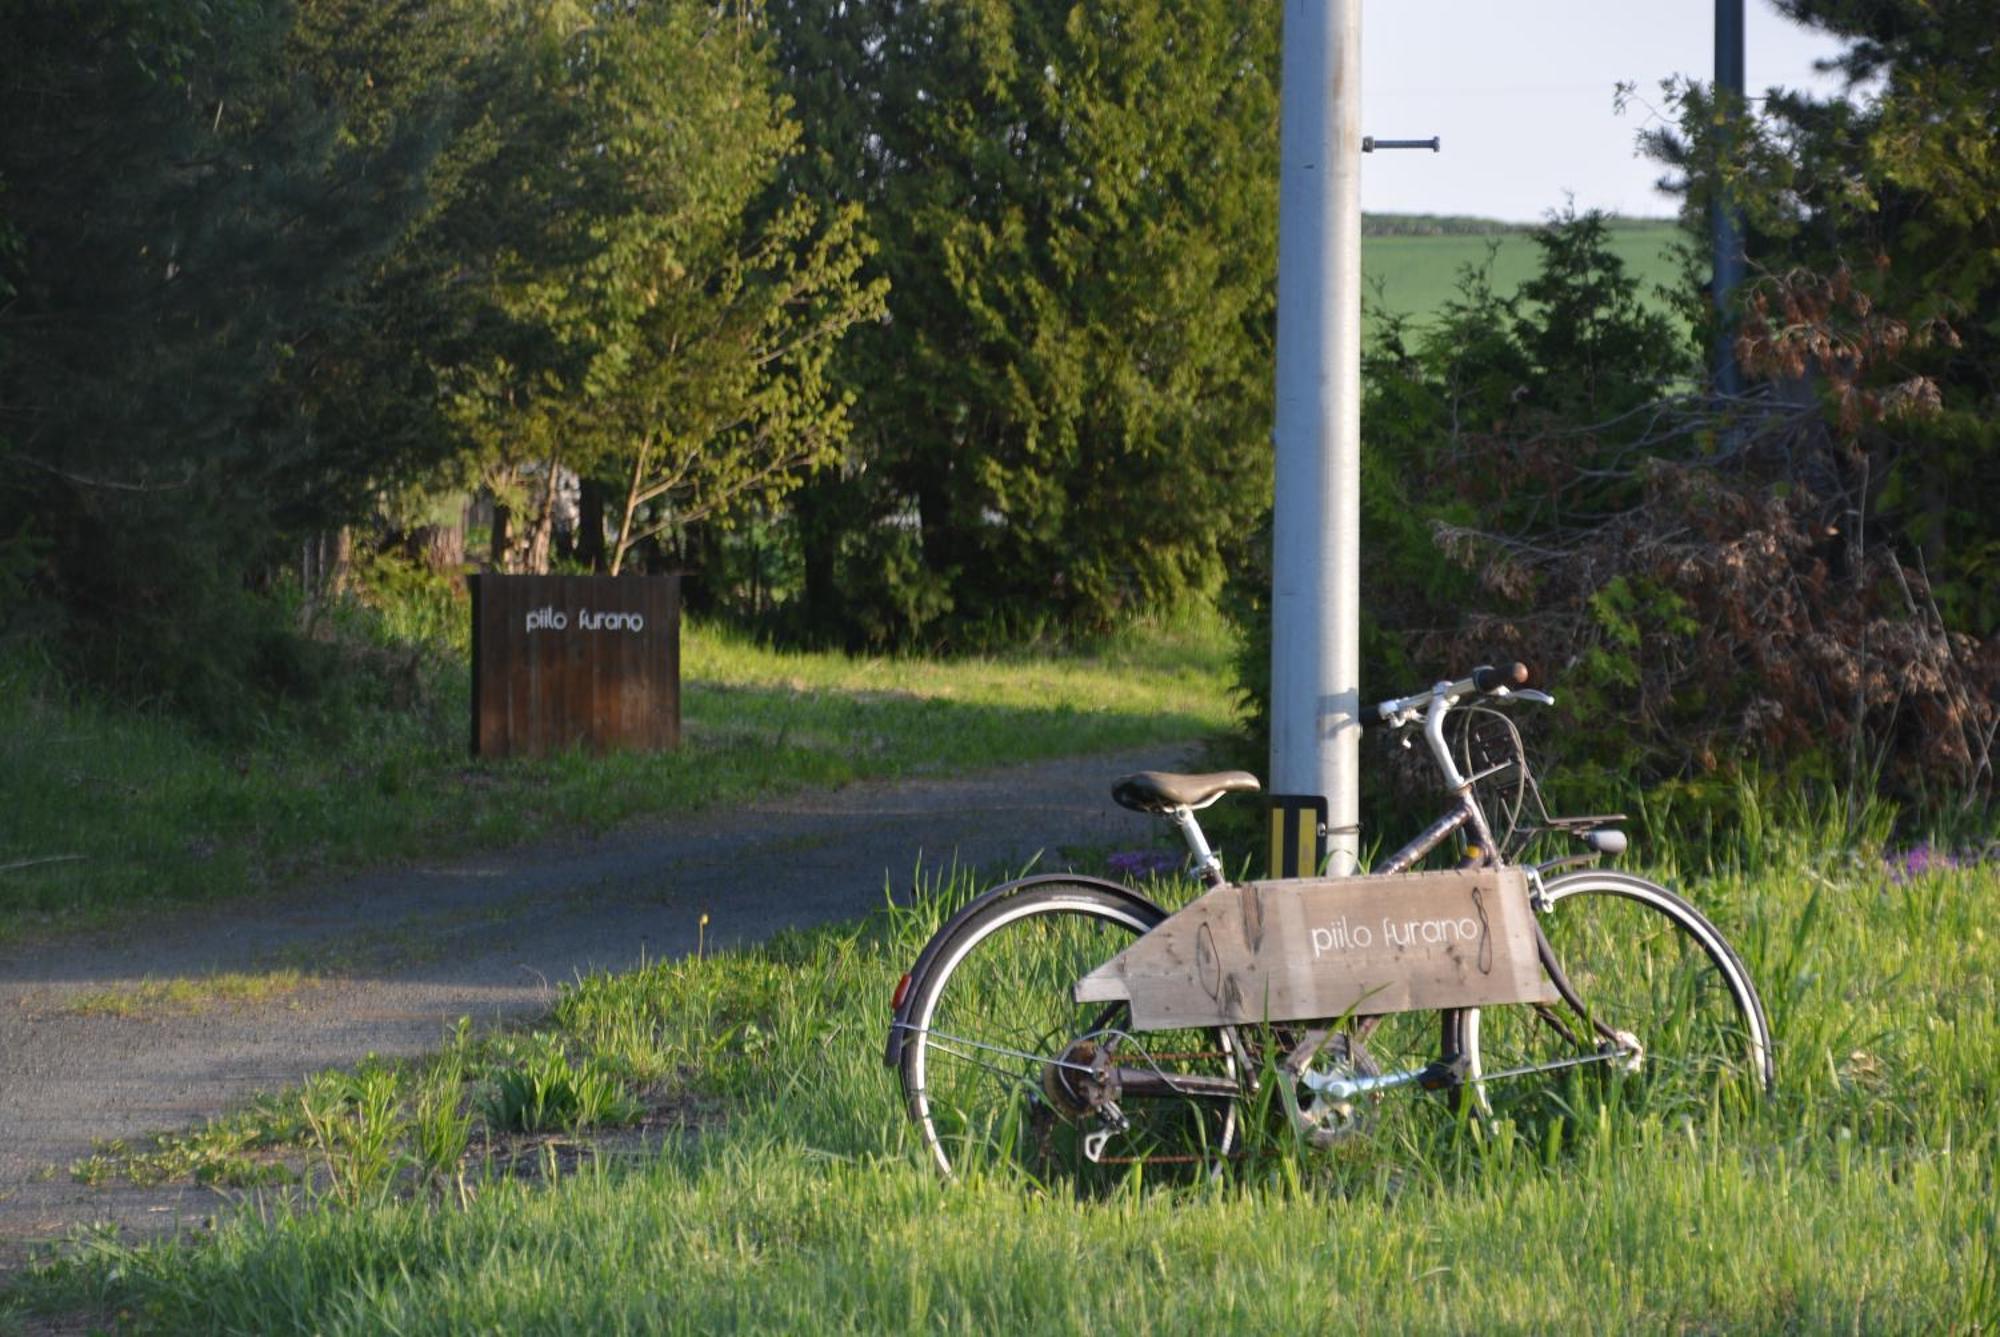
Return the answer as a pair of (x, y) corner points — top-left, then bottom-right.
(11, 828), (1994, 1332)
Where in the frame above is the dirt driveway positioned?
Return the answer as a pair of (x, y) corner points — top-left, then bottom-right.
(0, 742), (1190, 1267)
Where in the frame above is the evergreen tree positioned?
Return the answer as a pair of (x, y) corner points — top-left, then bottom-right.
(0, 0), (444, 723)
(768, 0), (1281, 645)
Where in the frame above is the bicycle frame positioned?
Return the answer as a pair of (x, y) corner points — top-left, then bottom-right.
(1365, 691), (1621, 1052)
(888, 690), (1535, 1074)
(1378, 677), (1504, 875)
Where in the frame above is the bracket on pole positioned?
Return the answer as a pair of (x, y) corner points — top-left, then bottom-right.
(1268, 793), (1329, 879)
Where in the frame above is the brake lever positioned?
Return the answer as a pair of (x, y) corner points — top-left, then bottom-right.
(1511, 689), (1555, 706)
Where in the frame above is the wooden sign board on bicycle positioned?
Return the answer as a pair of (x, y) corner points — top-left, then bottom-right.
(1075, 868), (1556, 1032)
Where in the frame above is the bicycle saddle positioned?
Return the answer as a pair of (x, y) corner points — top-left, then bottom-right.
(1111, 770), (1261, 813)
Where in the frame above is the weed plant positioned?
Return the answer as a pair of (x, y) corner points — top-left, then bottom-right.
(479, 1041), (641, 1136)
(299, 1068), (407, 1210)
(8, 799), (1996, 1332)
(410, 1052), (473, 1197)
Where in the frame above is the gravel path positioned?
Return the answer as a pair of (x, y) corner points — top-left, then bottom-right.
(0, 742), (1190, 1267)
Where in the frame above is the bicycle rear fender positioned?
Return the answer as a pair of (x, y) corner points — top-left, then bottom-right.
(882, 873), (1164, 1069)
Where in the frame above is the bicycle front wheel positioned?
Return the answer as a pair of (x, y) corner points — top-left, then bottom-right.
(1458, 870), (1773, 1120)
(898, 880), (1244, 1182)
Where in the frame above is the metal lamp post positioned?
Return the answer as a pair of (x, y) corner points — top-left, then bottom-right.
(1269, 1), (1433, 878)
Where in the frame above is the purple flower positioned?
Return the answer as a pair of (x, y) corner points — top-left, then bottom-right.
(1886, 842), (1965, 883)
(1107, 849), (1185, 879)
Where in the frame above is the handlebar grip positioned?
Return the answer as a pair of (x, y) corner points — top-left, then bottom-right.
(1472, 662), (1530, 693)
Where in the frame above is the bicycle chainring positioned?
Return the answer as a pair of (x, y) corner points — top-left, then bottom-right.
(1293, 1033), (1381, 1148)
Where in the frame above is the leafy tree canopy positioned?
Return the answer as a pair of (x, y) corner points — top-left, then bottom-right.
(0, 0), (448, 724)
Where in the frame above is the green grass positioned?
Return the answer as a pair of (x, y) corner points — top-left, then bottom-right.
(54, 969), (316, 1020)
(8, 809), (1994, 1333)
(0, 605), (1237, 940)
(1364, 220), (1684, 328)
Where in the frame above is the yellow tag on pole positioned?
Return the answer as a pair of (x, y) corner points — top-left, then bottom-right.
(1267, 793), (1327, 879)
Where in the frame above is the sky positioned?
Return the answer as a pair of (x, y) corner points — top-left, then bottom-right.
(1358, 1), (1855, 221)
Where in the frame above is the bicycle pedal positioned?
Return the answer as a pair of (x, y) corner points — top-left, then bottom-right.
(1416, 1055), (1471, 1091)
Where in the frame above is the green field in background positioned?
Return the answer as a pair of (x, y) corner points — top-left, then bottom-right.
(1363, 221), (1685, 328)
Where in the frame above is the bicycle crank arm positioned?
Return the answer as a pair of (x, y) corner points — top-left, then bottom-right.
(1301, 1055), (1468, 1103)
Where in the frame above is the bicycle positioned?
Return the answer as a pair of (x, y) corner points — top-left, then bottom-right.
(883, 662), (1775, 1180)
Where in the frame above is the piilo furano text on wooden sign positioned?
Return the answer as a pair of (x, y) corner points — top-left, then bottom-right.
(1076, 868), (1556, 1031)
(469, 573), (680, 759)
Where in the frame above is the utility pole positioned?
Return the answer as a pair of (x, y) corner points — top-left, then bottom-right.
(1270, 0), (1363, 877)
(1713, 0), (1745, 396)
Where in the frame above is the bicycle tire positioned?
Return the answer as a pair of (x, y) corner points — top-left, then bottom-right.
(898, 880), (1244, 1181)
(1454, 869), (1774, 1119)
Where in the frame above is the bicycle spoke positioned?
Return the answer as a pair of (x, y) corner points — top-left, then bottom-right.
(1464, 872), (1770, 1124)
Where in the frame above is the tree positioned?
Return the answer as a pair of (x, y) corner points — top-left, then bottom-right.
(0, 0), (890, 726)
(0, 0), (448, 724)
(267, 0), (494, 547)
(1642, 0), (2000, 636)
(767, 0), (1282, 645)
(429, 2), (885, 577)
(1232, 201), (1993, 821)
(1514, 212), (1682, 422)
(602, 197), (885, 575)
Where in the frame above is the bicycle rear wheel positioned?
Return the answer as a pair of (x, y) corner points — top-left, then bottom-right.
(898, 880), (1244, 1182)
(1457, 870), (1772, 1120)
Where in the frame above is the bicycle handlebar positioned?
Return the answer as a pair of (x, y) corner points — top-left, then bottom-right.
(1473, 662), (1530, 694)
(1375, 661), (1531, 724)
